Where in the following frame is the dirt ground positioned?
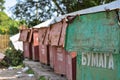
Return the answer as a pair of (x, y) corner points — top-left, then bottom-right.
(0, 68), (36, 80)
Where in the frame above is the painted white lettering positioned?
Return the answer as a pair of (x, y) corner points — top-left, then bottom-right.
(86, 53), (91, 66)
(81, 52), (114, 70)
(82, 52), (87, 65)
(108, 54), (114, 69)
(99, 54), (104, 68)
(91, 53), (98, 67)
(103, 54), (107, 68)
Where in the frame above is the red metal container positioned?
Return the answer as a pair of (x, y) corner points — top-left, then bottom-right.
(19, 29), (29, 42)
(32, 45), (39, 61)
(39, 45), (49, 64)
(32, 29), (39, 61)
(49, 46), (56, 68)
(38, 28), (47, 45)
(66, 52), (76, 80)
(38, 27), (50, 64)
(54, 47), (66, 75)
(59, 19), (68, 47)
(49, 22), (62, 46)
(23, 42), (32, 59)
(44, 27), (50, 45)
(19, 29), (33, 59)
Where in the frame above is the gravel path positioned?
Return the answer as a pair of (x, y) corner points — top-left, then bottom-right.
(0, 68), (36, 80)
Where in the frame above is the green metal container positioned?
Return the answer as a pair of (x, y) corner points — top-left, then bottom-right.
(65, 10), (120, 80)
(77, 52), (120, 80)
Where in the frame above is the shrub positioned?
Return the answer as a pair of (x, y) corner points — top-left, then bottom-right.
(4, 48), (23, 66)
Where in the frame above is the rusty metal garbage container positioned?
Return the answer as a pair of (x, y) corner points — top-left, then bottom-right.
(59, 19), (68, 47)
(49, 46), (56, 68)
(38, 27), (49, 64)
(19, 29), (32, 59)
(49, 22), (63, 46)
(39, 45), (49, 64)
(23, 42), (32, 59)
(66, 52), (76, 80)
(54, 47), (66, 75)
(32, 29), (39, 61)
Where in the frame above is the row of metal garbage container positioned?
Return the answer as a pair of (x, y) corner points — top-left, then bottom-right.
(19, 19), (76, 80)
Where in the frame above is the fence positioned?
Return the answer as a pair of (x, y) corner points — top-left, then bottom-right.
(0, 34), (9, 53)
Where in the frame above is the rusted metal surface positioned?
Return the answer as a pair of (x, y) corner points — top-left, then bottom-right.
(49, 22), (63, 46)
(32, 29), (39, 61)
(38, 27), (47, 45)
(49, 46), (56, 68)
(59, 19), (68, 47)
(28, 29), (33, 43)
(65, 10), (120, 53)
(54, 47), (66, 75)
(39, 45), (49, 64)
(33, 31), (39, 46)
(23, 42), (32, 59)
(19, 29), (29, 42)
(66, 52), (76, 80)
(19, 29), (33, 59)
(32, 45), (39, 61)
(44, 27), (50, 45)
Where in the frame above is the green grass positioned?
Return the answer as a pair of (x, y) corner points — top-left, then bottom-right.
(25, 68), (34, 74)
(39, 76), (46, 80)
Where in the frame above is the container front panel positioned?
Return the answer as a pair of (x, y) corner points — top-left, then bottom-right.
(38, 28), (47, 45)
(33, 32), (39, 46)
(49, 46), (56, 68)
(59, 19), (68, 47)
(44, 27), (50, 45)
(77, 52), (120, 80)
(66, 52), (76, 80)
(19, 30), (29, 41)
(65, 11), (120, 53)
(39, 45), (49, 64)
(32, 45), (39, 61)
(49, 22), (63, 46)
(54, 47), (66, 75)
(23, 42), (32, 59)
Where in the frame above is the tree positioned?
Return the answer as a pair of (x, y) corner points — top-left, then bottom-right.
(60, 0), (115, 13)
(0, 12), (19, 35)
(11, 0), (115, 27)
(11, 0), (63, 27)
(0, 0), (5, 11)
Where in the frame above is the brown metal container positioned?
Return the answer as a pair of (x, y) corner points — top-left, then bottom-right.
(19, 29), (33, 59)
(38, 27), (49, 64)
(54, 47), (66, 75)
(38, 28), (47, 45)
(49, 22), (63, 46)
(32, 45), (39, 61)
(66, 52), (76, 80)
(39, 45), (49, 64)
(49, 46), (56, 68)
(23, 42), (32, 59)
(59, 19), (68, 47)
(19, 29), (29, 42)
(32, 29), (39, 61)
(44, 27), (50, 45)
